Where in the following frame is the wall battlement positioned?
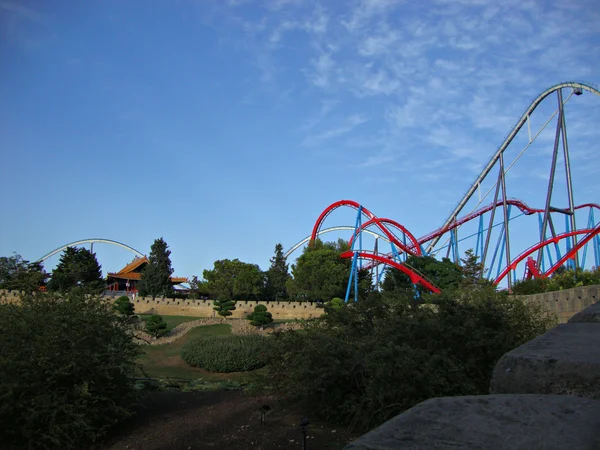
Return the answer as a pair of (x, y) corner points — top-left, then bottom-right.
(0, 290), (324, 320)
(3, 285), (598, 321)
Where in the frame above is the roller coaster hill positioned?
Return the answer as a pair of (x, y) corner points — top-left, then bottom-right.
(284, 82), (600, 300)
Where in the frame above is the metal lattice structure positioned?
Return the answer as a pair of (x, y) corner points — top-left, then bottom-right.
(286, 82), (600, 296)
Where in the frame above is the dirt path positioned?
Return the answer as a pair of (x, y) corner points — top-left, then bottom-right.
(94, 391), (355, 450)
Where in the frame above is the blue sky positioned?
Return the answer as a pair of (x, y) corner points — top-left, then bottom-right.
(1, 0), (599, 281)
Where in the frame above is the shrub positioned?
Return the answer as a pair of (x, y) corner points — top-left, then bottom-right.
(113, 295), (135, 316)
(327, 297), (345, 311)
(267, 290), (554, 430)
(145, 314), (168, 337)
(181, 335), (269, 372)
(0, 291), (140, 449)
(247, 304), (273, 327)
(213, 298), (236, 317)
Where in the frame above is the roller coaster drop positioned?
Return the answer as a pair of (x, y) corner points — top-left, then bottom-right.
(286, 82), (600, 301)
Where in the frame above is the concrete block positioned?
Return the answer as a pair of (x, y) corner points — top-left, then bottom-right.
(345, 395), (600, 450)
(568, 302), (600, 323)
(490, 323), (600, 398)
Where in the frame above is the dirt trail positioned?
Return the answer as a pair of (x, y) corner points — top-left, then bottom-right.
(94, 391), (355, 450)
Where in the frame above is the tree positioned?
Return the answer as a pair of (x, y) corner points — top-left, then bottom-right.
(139, 238), (174, 299)
(0, 291), (140, 449)
(213, 298), (237, 317)
(247, 304), (273, 327)
(460, 249), (494, 292)
(113, 295), (135, 316)
(382, 255), (462, 299)
(265, 243), (290, 300)
(0, 253), (48, 291)
(189, 275), (210, 299)
(47, 247), (104, 293)
(286, 239), (353, 301)
(203, 259), (265, 300)
(145, 314), (168, 337)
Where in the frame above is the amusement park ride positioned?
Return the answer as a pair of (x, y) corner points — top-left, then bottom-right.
(35, 82), (600, 303)
(285, 82), (600, 301)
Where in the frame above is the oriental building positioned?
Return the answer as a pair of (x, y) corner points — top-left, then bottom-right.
(106, 256), (187, 293)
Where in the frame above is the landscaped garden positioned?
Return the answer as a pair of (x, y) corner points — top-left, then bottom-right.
(0, 240), (572, 449)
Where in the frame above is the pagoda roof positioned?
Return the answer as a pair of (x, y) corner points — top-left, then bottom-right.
(115, 256), (148, 275)
(107, 256), (187, 284)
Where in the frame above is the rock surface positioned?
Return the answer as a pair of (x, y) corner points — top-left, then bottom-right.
(489, 323), (600, 398)
(344, 394), (600, 450)
(568, 301), (600, 323)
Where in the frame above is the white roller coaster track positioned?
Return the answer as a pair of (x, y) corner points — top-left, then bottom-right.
(428, 81), (600, 253)
(36, 239), (144, 262)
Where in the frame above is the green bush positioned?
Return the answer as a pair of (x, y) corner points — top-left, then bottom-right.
(267, 290), (554, 430)
(213, 298), (236, 317)
(0, 292), (140, 449)
(512, 267), (600, 295)
(145, 314), (168, 337)
(181, 334), (269, 372)
(113, 295), (135, 316)
(247, 304), (273, 327)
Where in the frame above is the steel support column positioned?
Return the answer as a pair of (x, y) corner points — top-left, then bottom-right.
(537, 92), (563, 268)
(499, 152), (512, 290)
(558, 88), (578, 269)
(481, 167), (503, 277)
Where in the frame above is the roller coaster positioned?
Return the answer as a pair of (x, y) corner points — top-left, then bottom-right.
(286, 82), (600, 299)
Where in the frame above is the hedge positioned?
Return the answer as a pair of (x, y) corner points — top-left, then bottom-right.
(181, 335), (269, 372)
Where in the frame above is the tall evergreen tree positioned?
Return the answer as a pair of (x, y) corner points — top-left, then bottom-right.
(47, 247), (104, 293)
(139, 238), (174, 298)
(265, 243), (290, 300)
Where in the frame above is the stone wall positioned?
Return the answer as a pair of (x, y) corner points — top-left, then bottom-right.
(516, 284), (600, 323)
(0, 289), (324, 320)
(128, 296), (324, 319)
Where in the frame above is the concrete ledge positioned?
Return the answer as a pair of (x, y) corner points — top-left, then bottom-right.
(344, 395), (600, 449)
(489, 323), (600, 398)
(568, 302), (600, 323)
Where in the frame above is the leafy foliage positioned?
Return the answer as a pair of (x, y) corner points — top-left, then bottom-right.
(0, 253), (48, 291)
(286, 239), (358, 301)
(512, 267), (600, 295)
(265, 243), (291, 300)
(267, 287), (554, 431)
(113, 295), (135, 316)
(326, 297), (345, 311)
(145, 314), (168, 337)
(382, 254), (462, 298)
(203, 259), (265, 300)
(213, 298), (237, 317)
(0, 291), (140, 449)
(139, 238), (174, 298)
(181, 335), (269, 372)
(47, 247), (104, 293)
(247, 304), (273, 327)
(188, 275), (210, 299)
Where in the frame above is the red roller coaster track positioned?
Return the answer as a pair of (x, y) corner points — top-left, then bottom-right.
(310, 199), (600, 294)
(340, 250), (441, 294)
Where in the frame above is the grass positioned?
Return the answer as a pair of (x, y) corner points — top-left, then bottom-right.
(138, 314), (204, 332)
(138, 323), (263, 382)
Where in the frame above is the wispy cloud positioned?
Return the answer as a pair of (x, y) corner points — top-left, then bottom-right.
(202, 0), (600, 208)
(0, 1), (45, 23)
(301, 114), (368, 146)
